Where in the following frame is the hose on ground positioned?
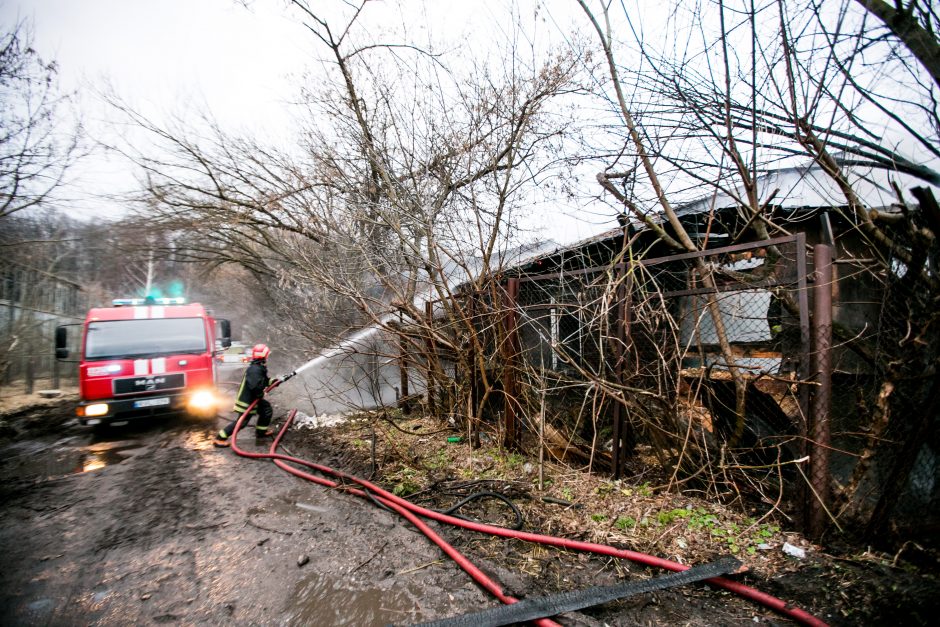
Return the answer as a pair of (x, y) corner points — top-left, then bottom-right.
(226, 391), (828, 627)
(437, 491), (524, 531)
(228, 401), (561, 627)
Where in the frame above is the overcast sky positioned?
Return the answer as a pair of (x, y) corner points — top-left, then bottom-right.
(1, 0), (312, 216)
(0, 0), (612, 244)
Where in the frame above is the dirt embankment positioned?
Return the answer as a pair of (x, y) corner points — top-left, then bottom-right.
(1, 398), (937, 625)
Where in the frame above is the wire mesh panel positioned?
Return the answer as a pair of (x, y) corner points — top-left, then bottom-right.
(640, 238), (808, 452)
(516, 270), (617, 378)
(825, 223), (940, 538)
(513, 236), (809, 451)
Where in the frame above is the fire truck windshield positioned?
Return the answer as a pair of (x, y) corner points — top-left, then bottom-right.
(85, 318), (208, 360)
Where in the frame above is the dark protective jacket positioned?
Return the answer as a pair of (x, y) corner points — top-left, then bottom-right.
(233, 359), (270, 414)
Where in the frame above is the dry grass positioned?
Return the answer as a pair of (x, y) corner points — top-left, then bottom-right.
(297, 407), (814, 582)
(0, 383), (78, 415)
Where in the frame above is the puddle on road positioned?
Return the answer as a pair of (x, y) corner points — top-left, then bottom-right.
(183, 429), (220, 451)
(285, 571), (421, 626)
(6, 441), (142, 481)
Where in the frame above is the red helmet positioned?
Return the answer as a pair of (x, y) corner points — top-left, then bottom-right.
(251, 343), (271, 360)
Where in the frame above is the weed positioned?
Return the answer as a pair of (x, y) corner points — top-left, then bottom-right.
(656, 508), (691, 526)
(392, 480), (419, 497)
(664, 507), (781, 554)
(390, 468), (420, 497)
(426, 449), (450, 470)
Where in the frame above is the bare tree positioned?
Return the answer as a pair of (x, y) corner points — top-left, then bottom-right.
(111, 1), (584, 425)
(0, 19), (79, 220)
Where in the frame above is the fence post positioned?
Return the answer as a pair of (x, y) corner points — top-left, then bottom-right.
(397, 310), (411, 414)
(424, 301), (436, 418)
(468, 296), (480, 447)
(808, 244), (833, 538)
(611, 265), (633, 478)
(502, 278), (520, 450)
(398, 331), (410, 414)
(25, 344), (34, 395)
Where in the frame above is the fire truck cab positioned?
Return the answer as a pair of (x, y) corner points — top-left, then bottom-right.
(56, 298), (231, 426)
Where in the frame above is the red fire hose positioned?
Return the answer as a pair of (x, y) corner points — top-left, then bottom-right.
(227, 391), (827, 627)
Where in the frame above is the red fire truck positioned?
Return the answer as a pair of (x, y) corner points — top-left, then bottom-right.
(56, 297), (231, 426)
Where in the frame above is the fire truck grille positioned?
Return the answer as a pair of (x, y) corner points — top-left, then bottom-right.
(113, 373), (185, 395)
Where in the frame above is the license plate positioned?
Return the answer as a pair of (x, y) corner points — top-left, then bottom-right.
(134, 397), (170, 409)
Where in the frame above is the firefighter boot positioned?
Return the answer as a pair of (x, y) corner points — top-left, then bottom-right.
(213, 430), (232, 448)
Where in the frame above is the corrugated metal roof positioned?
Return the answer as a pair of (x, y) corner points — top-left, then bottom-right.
(525, 161), (940, 260)
(674, 162), (938, 217)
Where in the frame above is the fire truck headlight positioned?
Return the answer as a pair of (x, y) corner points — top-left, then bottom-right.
(84, 403), (109, 417)
(187, 390), (217, 415)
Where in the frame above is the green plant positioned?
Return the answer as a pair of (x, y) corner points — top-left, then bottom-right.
(591, 513), (608, 522)
(679, 507), (781, 554)
(615, 516), (636, 530)
(561, 487), (573, 501)
(389, 468), (420, 497)
(656, 508), (691, 526)
(393, 479), (419, 497)
(426, 449), (450, 470)
(687, 508), (719, 530)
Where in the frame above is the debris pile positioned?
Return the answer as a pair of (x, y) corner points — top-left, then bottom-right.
(290, 411), (347, 430)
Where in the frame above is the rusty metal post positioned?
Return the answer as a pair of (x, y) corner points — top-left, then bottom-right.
(808, 243), (833, 538)
(468, 296), (480, 445)
(502, 278), (520, 450)
(424, 300), (436, 417)
(611, 265), (632, 478)
(794, 233), (812, 529)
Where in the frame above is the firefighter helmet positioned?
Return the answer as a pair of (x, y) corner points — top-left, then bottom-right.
(251, 343), (271, 360)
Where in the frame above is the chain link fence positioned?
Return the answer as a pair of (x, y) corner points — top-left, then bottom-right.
(510, 235), (810, 482)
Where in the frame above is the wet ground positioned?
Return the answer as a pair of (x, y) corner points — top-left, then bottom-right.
(1, 376), (936, 626)
(0, 399), (498, 625)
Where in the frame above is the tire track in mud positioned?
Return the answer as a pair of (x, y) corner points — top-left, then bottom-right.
(56, 426), (213, 625)
(92, 435), (203, 554)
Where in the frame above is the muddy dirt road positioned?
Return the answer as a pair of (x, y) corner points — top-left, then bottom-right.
(5, 384), (933, 626)
(0, 400), (490, 626)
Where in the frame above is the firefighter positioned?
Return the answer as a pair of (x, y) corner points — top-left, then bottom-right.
(214, 343), (277, 447)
